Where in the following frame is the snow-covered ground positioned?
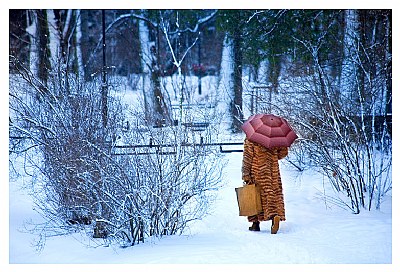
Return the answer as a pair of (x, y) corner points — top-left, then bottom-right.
(7, 62), (396, 271)
(9, 150), (392, 266)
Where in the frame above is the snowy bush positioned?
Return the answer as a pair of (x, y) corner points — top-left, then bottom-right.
(9, 63), (225, 248)
(272, 49), (391, 214)
(293, 93), (392, 213)
(103, 123), (224, 246)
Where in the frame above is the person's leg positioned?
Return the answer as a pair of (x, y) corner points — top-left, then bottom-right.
(249, 221), (260, 231)
(271, 215), (280, 234)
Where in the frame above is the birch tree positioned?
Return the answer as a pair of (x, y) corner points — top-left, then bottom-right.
(216, 35), (234, 129)
(139, 19), (152, 121)
(217, 10), (244, 132)
(26, 10), (39, 76)
(75, 9), (85, 83)
(340, 9), (360, 111)
(384, 12), (392, 136)
(46, 9), (61, 76)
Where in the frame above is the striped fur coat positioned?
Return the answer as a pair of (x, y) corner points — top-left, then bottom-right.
(242, 138), (288, 222)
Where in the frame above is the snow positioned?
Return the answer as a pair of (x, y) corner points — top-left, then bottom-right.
(6, 43), (396, 271)
(9, 150), (393, 267)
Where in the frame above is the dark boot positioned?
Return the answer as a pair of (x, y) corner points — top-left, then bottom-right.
(271, 215), (280, 234)
(249, 221), (260, 231)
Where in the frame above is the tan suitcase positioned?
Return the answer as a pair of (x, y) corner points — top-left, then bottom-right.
(235, 184), (262, 216)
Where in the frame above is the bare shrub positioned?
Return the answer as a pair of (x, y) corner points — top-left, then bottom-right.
(9, 60), (225, 248)
(274, 50), (391, 213)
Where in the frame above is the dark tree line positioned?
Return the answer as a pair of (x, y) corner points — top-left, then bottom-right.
(10, 9), (391, 132)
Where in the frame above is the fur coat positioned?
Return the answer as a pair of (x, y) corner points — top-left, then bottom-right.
(242, 138), (288, 222)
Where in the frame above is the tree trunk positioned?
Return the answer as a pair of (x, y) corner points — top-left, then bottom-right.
(384, 13), (392, 137)
(26, 10), (38, 77)
(139, 19), (152, 122)
(267, 55), (281, 93)
(46, 9), (61, 72)
(217, 35), (234, 127)
(340, 9), (360, 110)
(139, 18), (172, 126)
(37, 10), (51, 85)
(75, 10), (85, 83)
(231, 20), (243, 133)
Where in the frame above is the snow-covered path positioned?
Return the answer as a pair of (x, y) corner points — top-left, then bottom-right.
(9, 152), (392, 265)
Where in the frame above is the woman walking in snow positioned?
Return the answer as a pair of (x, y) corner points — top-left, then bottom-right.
(242, 138), (288, 234)
(240, 113), (297, 234)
